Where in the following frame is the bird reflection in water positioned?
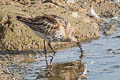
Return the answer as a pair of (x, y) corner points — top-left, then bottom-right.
(37, 55), (87, 80)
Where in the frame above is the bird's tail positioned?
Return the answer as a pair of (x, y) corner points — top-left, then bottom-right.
(16, 16), (27, 22)
(16, 16), (22, 19)
(16, 16), (34, 26)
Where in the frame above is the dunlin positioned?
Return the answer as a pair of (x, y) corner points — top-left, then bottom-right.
(16, 15), (83, 57)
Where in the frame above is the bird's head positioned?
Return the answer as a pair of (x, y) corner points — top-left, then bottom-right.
(66, 27), (81, 42)
(66, 26), (84, 54)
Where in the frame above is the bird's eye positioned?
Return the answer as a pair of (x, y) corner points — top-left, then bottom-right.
(74, 35), (78, 38)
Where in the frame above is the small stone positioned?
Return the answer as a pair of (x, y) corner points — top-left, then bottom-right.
(67, 0), (75, 4)
(107, 48), (114, 51)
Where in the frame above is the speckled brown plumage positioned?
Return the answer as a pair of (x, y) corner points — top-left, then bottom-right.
(16, 15), (84, 57)
(16, 15), (70, 41)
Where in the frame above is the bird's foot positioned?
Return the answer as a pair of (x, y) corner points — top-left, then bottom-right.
(80, 51), (85, 59)
(32, 49), (43, 58)
(53, 52), (56, 56)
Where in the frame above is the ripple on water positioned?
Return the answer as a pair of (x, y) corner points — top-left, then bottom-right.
(1, 28), (120, 80)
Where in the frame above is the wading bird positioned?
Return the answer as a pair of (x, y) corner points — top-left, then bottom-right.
(16, 15), (84, 58)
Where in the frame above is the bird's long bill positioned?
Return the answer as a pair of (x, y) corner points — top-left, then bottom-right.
(77, 41), (83, 52)
(77, 41), (84, 59)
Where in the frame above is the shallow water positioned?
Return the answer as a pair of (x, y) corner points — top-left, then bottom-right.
(84, 29), (120, 80)
(1, 29), (120, 80)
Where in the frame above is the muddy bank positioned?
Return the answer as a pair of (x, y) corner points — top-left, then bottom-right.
(0, 53), (85, 80)
(0, 0), (101, 50)
(0, 66), (19, 80)
(99, 16), (120, 35)
(0, 0), (119, 50)
(75, 0), (120, 17)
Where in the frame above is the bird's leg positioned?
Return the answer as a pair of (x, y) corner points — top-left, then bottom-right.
(50, 56), (54, 65)
(44, 40), (47, 54)
(48, 41), (56, 55)
(44, 40), (47, 60)
(76, 39), (84, 59)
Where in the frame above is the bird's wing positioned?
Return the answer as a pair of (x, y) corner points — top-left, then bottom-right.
(16, 15), (61, 35)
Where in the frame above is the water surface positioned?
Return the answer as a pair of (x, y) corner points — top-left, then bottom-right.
(1, 29), (120, 80)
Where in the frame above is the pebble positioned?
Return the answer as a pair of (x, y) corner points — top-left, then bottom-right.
(67, 0), (75, 3)
(107, 48), (120, 54)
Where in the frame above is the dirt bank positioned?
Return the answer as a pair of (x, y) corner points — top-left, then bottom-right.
(0, 0), (101, 50)
(0, 0), (119, 50)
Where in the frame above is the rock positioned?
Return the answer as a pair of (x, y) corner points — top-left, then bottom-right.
(71, 11), (79, 18)
(89, 5), (100, 19)
(103, 24), (117, 35)
(0, 11), (43, 50)
(107, 48), (120, 54)
(99, 16), (120, 36)
(67, 0), (75, 4)
(113, 35), (120, 38)
(75, 0), (120, 17)
(113, 48), (120, 54)
(107, 48), (114, 51)
(0, 66), (19, 80)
